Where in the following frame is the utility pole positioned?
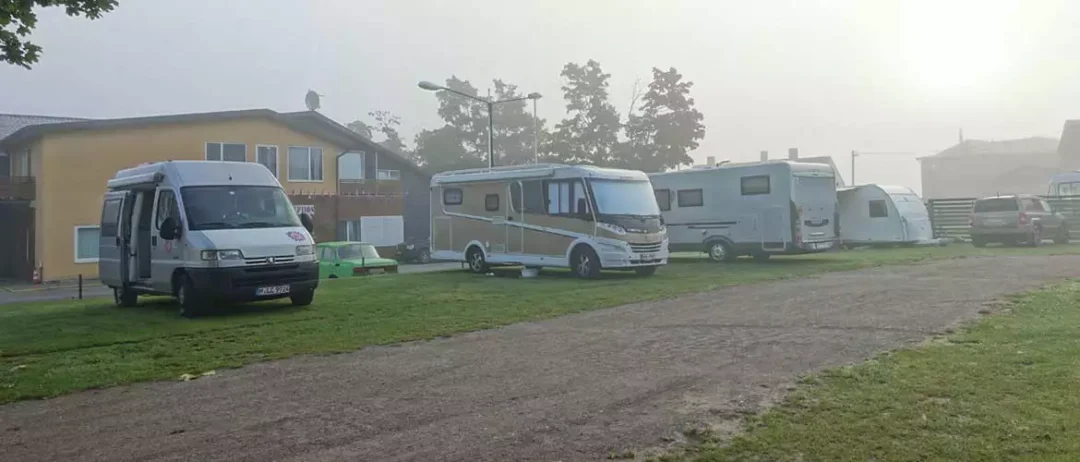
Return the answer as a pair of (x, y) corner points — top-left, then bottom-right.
(851, 150), (857, 185)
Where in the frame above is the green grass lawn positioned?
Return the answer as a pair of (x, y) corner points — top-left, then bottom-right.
(1, 244), (1077, 405)
(666, 281), (1080, 462)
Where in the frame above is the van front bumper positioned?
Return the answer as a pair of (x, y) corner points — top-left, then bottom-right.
(598, 247), (669, 268)
(186, 262), (319, 302)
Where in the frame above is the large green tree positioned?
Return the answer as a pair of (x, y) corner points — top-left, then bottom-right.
(623, 67), (706, 172)
(1, 0), (118, 68)
(548, 60), (622, 166)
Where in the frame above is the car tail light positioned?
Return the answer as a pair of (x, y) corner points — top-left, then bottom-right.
(1019, 212), (1030, 225)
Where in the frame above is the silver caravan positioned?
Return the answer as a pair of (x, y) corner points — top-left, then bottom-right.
(649, 160), (838, 261)
(99, 161), (319, 317)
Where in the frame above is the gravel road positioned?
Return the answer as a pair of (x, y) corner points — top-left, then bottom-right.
(3, 255), (1079, 462)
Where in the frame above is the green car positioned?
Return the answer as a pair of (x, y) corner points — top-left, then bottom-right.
(317, 241), (399, 278)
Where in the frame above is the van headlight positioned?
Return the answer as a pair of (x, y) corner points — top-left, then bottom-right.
(201, 249), (243, 261)
(597, 222), (627, 235)
(295, 244), (315, 256)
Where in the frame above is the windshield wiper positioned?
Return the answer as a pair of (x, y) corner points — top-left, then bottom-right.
(195, 222), (236, 230)
(236, 221), (289, 228)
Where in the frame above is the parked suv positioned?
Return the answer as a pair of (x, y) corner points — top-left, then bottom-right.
(969, 194), (1069, 247)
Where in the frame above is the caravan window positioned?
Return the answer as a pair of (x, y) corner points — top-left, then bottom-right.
(511, 181), (546, 213)
(654, 189), (671, 211)
(443, 188), (463, 205)
(869, 199), (888, 218)
(485, 194), (500, 211)
(741, 176), (770, 195)
(677, 189), (703, 207)
(544, 180), (589, 215)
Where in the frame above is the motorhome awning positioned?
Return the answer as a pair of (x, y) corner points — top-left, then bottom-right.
(107, 172), (163, 191)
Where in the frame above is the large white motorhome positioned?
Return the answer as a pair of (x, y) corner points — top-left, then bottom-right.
(649, 160), (838, 261)
(430, 163), (669, 278)
(99, 161), (319, 317)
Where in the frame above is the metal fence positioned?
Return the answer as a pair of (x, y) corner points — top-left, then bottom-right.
(927, 195), (1080, 240)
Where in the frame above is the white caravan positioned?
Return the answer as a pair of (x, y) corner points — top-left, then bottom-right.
(1048, 171), (1080, 196)
(99, 161), (319, 317)
(649, 160), (837, 261)
(836, 184), (932, 246)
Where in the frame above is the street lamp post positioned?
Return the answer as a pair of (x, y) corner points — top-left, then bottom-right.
(418, 81), (541, 169)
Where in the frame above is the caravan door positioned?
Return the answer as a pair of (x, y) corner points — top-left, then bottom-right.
(98, 191), (133, 288)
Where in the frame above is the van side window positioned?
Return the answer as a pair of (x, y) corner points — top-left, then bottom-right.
(512, 181), (546, 213)
(485, 194), (500, 212)
(154, 190), (178, 230)
(544, 180), (589, 215)
(443, 188), (463, 206)
(741, 175), (770, 195)
(654, 189), (671, 212)
(677, 189), (703, 207)
(101, 198), (122, 238)
(869, 199), (888, 218)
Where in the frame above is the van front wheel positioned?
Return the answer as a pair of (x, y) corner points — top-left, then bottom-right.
(113, 287), (137, 307)
(290, 289), (315, 306)
(177, 276), (202, 318)
(634, 266), (657, 277)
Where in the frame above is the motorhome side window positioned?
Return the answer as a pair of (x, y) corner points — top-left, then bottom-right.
(154, 190), (179, 230)
(510, 181), (546, 213)
(740, 175), (770, 195)
(654, 189), (671, 211)
(443, 188), (463, 205)
(100, 198), (122, 238)
(544, 180), (589, 215)
(677, 189), (703, 207)
(485, 194), (500, 211)
(868, 199), (888, 218)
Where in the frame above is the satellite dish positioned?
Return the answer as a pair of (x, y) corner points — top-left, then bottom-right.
(305, 90), (323, 111)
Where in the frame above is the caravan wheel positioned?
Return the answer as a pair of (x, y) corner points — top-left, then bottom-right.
(707, 241), (735, 262)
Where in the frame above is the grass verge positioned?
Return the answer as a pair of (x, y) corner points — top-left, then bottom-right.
(0, 244), (1077, 405)
(665, 280), (1080, 461)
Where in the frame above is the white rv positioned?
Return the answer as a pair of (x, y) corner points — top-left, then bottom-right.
(836, 184), (932, 246)
(99, 161), (319, 317)
(430, 163), (668, 278)
(649, 161), (837, 261)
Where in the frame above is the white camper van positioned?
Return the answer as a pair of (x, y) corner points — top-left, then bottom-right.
(836, 185), (933, 246)
(99, 161), (319, 317)
(430, 163), (668, 278)
(649, 161), (837, 261)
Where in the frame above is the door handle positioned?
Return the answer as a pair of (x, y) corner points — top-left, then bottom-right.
(152, 236), (158, 247)
(115, 237), (121, 247)
(506, 216), (514, 221)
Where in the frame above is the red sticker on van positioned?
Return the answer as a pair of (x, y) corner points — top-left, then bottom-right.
(287, 231), (306, 242)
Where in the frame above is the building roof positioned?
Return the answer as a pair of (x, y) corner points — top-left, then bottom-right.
(930, 137), (1059, 158)
(0, 109), (425, 175)
(0, 113), (86, 142)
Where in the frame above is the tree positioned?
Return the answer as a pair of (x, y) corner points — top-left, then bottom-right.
(368, 110), (407, 154)
(413, 126), (482, 172)
(346, 120), (373, 139)
(1, 0), (118, 68)
(623, 67), (705, 172)
(549, 60), (622, 166)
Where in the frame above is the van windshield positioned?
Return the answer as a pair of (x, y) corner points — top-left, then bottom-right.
(589, 179), (661, 216)
(181, 186), (302, 231)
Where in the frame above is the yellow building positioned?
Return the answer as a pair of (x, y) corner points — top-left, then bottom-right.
(0, 109), (427, 281)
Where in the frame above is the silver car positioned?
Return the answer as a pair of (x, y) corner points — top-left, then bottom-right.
(969, 194), (1069, 247)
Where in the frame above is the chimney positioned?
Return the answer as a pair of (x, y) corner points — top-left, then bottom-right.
(705, 156), (716, 166)
(788, 148), (799, 160)
(760, 150), (768, 162)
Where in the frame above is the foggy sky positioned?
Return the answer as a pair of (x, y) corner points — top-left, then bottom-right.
(2, 0), (1078, 193)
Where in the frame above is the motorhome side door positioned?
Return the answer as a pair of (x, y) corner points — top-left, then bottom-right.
(98, 191), (133, 287)
(150, 187), (185, 292)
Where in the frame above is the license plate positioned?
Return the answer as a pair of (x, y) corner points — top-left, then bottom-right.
(640, 253), (655, 261)
(985, 219), (1005, 226)
(255, 285), (290, 296)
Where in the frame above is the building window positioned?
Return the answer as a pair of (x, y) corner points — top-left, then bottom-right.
(443, 188), (463, 205)
(288, 146), (324, 181)
(338, 152), (365, 182)
(74, 226), (100, 263)
(256, 145), (279, 177)
(741, 175), (770, 195)
(485, 194), (500, 211)
(654, 189), (671, 211)
(206, 142), (246, 162)
(677, 189), (703, 207)
(869, 199), (888, 218)
(377, 169), (400, 180)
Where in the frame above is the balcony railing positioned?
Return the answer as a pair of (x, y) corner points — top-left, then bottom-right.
(0, 176), (35, 201)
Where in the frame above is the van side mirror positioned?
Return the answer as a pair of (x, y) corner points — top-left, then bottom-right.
(300, 213), (314, 232)
(577, 198), (591, 220)
(159, 217), (181, 240)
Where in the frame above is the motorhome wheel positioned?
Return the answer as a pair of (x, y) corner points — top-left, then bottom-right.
(707, 241), (735, 262)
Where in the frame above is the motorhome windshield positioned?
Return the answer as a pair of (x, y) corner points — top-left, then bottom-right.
(589, 179), (661, 216)
(181, 186), (301, 231)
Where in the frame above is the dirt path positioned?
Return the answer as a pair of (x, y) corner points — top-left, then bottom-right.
(3, 255), (1079, 462)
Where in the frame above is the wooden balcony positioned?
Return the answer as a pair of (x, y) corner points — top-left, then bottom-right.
(0, 176), (35, 201)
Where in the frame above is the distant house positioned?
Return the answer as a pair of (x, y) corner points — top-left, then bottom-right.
(919, 136), (1063, 199)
